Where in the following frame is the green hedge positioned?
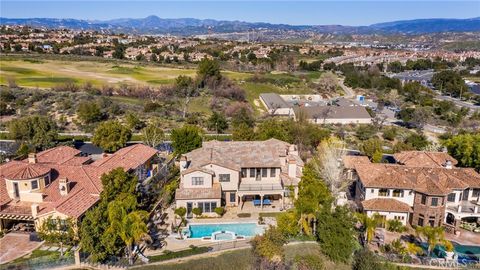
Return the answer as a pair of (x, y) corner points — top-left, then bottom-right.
(148, 246), (210, 262)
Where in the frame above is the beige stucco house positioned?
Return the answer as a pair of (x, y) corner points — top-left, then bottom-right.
(175, 139), (304, 217)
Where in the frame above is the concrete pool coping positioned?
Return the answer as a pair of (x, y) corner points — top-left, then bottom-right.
(184, 221), (267, 241)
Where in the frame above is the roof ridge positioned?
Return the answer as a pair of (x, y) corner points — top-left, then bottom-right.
(81, 166), (101, 194)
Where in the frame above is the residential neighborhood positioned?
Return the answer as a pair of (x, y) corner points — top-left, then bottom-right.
(1, 2), (480, 270)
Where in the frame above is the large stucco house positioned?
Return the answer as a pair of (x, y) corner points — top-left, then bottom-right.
(0, 144), (159, 232)
(345, 151), (480, 232)
(175, 139), (304, 217)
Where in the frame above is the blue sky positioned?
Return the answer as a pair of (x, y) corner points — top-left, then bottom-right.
(1, 1), (479, 26)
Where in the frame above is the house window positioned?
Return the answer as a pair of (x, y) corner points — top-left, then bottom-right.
(230, 192), (236, 203)
(198, 202), (217, 213)
(421, 195), (427, 205)
(379, 189), (389, 197)
(58, 219), (67, 231)
(392, 189), (404, 198)
(429, 216), (435, 227)
(192, 177), (204, 186)
(45, 175), (50, 185)
(431, 197), (438, 206)
(409, 190), (413, 195)
(447, 193), (456, 202)
(473, 189), (480, 198)
(31, 180), (38, 190)
(418, 216), (424, 227)
(270, 168), (276, 177)
(250, 168), (255, 178)
(262, 168), (268, 178)
(371, 189), (374, 193)
(219, 174), (230, 182)
(241, 168), (247, 178)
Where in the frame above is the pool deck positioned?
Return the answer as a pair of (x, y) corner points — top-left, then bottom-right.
(445, 229), (480, 246)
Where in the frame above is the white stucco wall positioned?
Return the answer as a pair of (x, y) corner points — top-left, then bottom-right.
(182, 171), (213, 188)
(366, 210), (409, 226)
(364, 187), (415, 207)
(240, 167), (282, 185)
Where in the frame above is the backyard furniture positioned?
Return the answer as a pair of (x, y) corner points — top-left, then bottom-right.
(263, 199), (271, 205)
(253, 199), (261, 206)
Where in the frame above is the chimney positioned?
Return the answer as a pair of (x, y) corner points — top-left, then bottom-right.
(59, 178), (70, 196)
(28, 153), (37, 164)
(179, 155), (188, 172)
(288, 144), (298, 156)
(31, 204), (39, 218)
(444, 160), (453, 170)
(288, 158), (297, 178)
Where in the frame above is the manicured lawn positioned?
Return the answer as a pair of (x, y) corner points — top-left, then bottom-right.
(148, 246), (210, 263)
(141, 243), (352, 270)
(143, 249), (253, 270)
(259, 212), (282, 218)
(8, 249), (60, 264)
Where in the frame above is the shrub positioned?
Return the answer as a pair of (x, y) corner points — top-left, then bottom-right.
(237, 213), (251, 218)
(214, 207), (225, 216)
(192, 207), (202, 217)
(352, 248), (384, 270)
(174, 207), (186, 218)
(387, 219), (406, 233)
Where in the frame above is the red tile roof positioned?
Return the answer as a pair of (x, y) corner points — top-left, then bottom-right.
(362, 198), (412, 213)
(3, 162), (51, 180)
(393, 151), (457, 168)
(0, 144), (158, 219)
(355, 163), (479, 195)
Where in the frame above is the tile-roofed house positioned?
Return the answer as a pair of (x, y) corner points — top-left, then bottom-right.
(348, 152), (480, 229)
(0, 144), (160, 232)
(176, 139), (304, 216)
(393, 151), (458, 168)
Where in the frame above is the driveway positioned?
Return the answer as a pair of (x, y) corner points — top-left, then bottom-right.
(0, 233), (43, 264)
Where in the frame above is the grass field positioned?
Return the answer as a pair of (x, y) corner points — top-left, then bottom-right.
(140, 243), (351, 270)
(0, 56), (251, 88)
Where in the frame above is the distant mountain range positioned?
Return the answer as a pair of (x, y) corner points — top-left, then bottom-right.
(1, 16), (479, 35)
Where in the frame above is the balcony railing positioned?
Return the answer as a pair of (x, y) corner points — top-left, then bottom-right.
(238, 183), (283, 192)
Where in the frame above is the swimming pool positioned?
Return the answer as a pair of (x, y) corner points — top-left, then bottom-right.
(422, 242), (480, 263)
(186, 223), (264, 239)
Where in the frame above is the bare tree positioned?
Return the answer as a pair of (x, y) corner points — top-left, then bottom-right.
(142, 120), (164, 148)
(312, 137), (349, 205)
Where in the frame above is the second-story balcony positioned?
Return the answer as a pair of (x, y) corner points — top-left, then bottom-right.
(238, 183), (284, 192)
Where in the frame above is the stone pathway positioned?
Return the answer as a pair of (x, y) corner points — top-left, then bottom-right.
(0, 233), (43, 264)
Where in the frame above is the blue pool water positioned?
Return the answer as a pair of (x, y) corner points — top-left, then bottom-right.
(422, 242), (480, 264)
(188, 223), (264, 239)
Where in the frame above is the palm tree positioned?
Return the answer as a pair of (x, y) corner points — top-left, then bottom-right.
(406, 242), (423, 256)
(356, 213), (382, 243)
(107, 198), (150, 265)
(415, 226), (445, 257)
